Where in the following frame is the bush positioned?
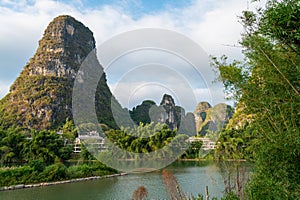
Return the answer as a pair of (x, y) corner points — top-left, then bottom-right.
(38, 163), (67, 182)
(66, 162), (117, 179)
(29, 160), (46, 172)
(0, 161), (117, 187)
(221, 192), (240, 200)
(0, 166), (34, 187)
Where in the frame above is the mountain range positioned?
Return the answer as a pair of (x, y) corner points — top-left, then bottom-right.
(0, 15), (233, 135)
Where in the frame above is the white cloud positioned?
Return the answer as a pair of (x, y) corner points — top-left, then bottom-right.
(0, 0), (266, 109)
(0, 80), (10, 98)
(109, 79), (199, 111)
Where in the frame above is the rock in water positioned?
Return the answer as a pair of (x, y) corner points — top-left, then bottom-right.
(0, 15), (121, 130)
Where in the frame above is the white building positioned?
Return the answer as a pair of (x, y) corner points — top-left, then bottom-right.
(74, 134), (107, 153)
(188, 137), (216, 150)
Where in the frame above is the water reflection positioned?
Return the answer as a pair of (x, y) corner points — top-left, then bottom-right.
(0, 161), (252, 200)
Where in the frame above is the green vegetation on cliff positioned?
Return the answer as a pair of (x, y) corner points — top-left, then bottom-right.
(0, 15), (122, 130)
(130, 100), (156, 125)
(194, 102), (234, 137)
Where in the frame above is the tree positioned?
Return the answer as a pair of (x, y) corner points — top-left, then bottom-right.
(27, 130), (64, 164)
(0, 128), (26, 164)
(212, 0), (300, 199)
(181, 140), (202, 159)
(61, 118), (77, 142)
(104, 122), (183, 158)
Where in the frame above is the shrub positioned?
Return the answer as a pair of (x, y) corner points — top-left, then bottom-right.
(38, 163), (67, 182)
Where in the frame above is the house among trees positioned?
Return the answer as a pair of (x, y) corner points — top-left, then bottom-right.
(188, 137), (216, 150)
(74, 132), (107, 153)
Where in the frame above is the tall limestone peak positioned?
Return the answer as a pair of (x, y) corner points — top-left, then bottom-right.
(193, 101), (212, 131)
(21, 15), (95, 79)
(158, 94), (195, 135)
(0, 15), (119, 130)
(158, 94), (182, 130)
(194, 102), (234, 136)
(160, 94), (175, 108)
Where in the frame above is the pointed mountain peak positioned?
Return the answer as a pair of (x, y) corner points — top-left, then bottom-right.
(194, 102), (211, 113)
(22, 15), (95, 79)
(0, 15), (120, 130)
(160, 94), (175, 106)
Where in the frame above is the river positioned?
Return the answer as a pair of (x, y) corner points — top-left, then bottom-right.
(0, 161), (251, 200)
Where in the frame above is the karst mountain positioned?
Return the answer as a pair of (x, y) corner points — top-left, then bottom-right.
(0, 15), (123, 130)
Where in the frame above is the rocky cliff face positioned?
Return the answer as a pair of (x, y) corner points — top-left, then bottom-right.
(194, 102), (234, 136)
(22, 15), (95, 79)
(159, 94), (180, 130)
(193, 102), (212, 132)
(129, 94), (186, 131)
(0, 15), (120, 130)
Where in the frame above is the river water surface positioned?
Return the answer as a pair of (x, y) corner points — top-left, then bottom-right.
(0, 161), (251, 200)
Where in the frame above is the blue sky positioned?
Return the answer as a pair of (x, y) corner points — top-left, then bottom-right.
(58, 0), (194, 16)
(0, 0), (266, 110)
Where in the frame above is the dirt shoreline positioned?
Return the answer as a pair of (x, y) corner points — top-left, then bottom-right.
(0, 173), (128, 192)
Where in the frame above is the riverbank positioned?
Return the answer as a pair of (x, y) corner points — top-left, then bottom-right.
(0, 161), (237, 199)
(178, 158), (248, 162)
(0, 162), (120, 190)
(0, 172), (127, 191)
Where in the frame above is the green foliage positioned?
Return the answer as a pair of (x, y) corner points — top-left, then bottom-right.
(216, 126), (254, 161)
(66, 162), (117, 179)
(0, 128), (26, 164)
(61, 118), (77, 142)
(79, 144), (95, 160)
(211, 56), (249, 102)
(26, 130), (64, 164)
(58, 145), (73, 160)
(130, 100), (156, 124)
(259, 0), (300, 53)
(0, 126), (74, 166)
(0, 161), (117, 187)
(0, 75), (74, 130)
(213, 0), (300, 199)
(105, 123), (177, 154)
(28, 159), (46, 172)
(220, 192), (240, 200)
(38, 163), (67, 182)
(0, 166), (34, 187)
(181, 141), (202, 159)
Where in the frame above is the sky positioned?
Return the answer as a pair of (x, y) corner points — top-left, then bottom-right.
(0, 0), (266, 111)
